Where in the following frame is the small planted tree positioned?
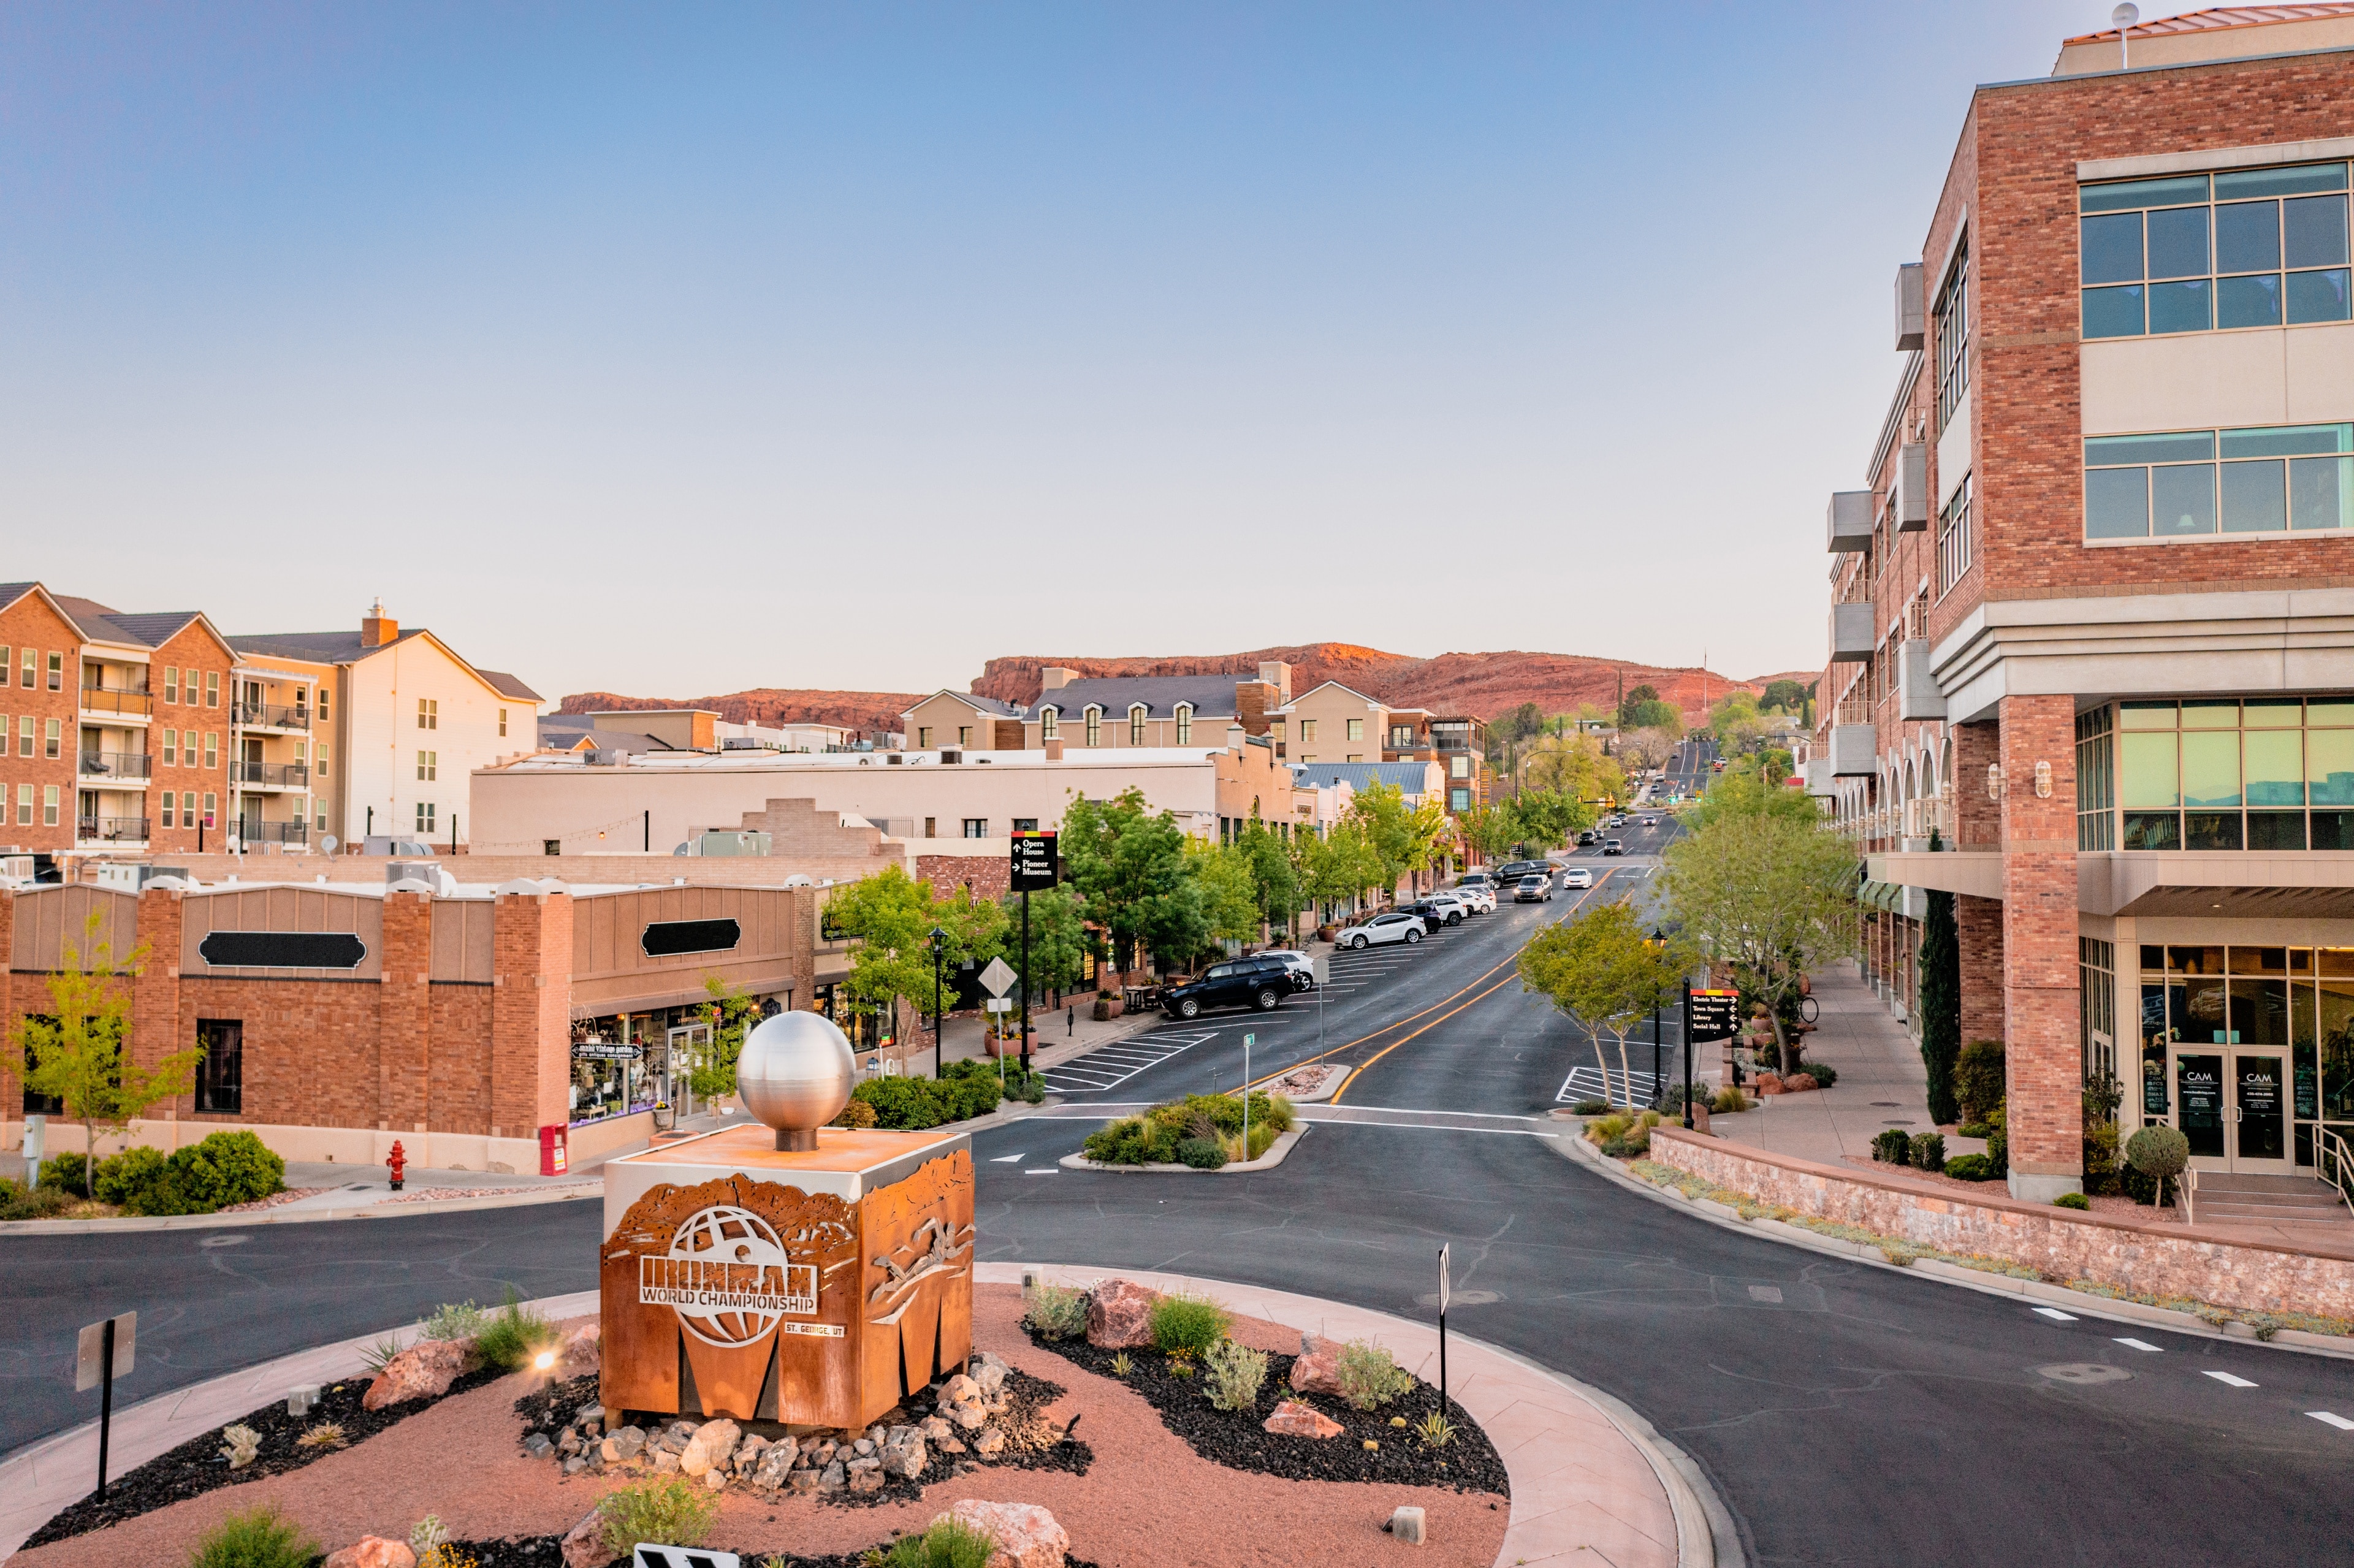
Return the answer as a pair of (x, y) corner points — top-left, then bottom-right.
(1518, 902), (1691, 1106)
(6, 913), (201, 1197)
(2125, 1125), (2190, 1209)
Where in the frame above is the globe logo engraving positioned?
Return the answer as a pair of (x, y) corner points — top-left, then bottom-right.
(639, 1205), (815, 1349)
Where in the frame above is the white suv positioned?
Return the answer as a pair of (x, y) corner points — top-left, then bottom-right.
(1335, 911), (1426, 950)
(1450, 883), (1495, 914)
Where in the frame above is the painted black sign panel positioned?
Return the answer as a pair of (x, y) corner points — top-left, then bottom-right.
(641, 918), (742, 958)
(1010, 831), (1059, 892)
(1688, 989), (1739, 1042)
(198, 931), (368, 970)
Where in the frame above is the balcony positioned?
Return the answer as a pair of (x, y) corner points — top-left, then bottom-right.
(79, 685), (153, 718)
(1897, 639), (1946, 721)
(77, 816), (150, 845)
(232, 700), (311, 731)
(78, 750), (154, 782)
(1827, 490), (1873, 553)
(230, 760), (310, 790)
(1829, 699), (1876, 777)
(1893, 443), (1929, 533)
(1803, 758), (1835, 797)
(238, 819), (310, 846)
(1830, 576), (1876, 663)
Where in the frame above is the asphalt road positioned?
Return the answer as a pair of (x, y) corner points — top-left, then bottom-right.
(17, 765), (2354, 1564)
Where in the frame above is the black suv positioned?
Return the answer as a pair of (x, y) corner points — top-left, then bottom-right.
(1162, 955), (1308, 1019)
(1493, 859), (1550, 883)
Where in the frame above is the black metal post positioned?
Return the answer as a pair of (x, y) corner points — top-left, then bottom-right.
(643, 810), (650, 852)
(96, 1317), (115, 1502)
(931, 927), (947, 1081)
(1020, 890), (1032, 1072)
(1438, 1304), (1448, 1417)
(1682, 979), (1694, 1129)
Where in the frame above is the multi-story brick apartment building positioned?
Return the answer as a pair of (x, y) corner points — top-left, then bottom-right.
(1810, 6), (2354, 1200)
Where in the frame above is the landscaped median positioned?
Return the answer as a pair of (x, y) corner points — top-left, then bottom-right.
(1062, 1092), (1302, 1173)
(1634, 1125), (2354, 1339)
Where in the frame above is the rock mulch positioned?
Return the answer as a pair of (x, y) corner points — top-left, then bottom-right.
(23, 1363), (506, 1549)
(1024, 1326), (1507, 1496)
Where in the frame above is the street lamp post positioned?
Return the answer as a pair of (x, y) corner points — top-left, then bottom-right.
(1651, 927), (1666, 1111)
(928, 926), (948, 1081)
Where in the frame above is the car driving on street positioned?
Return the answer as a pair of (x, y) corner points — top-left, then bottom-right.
(1560, 867), (1593, 889)
(1514, 873), (1552, 902)
(1334, 910), (1426, 949)
(1160, 953), (1308, 1018)
(1602, 837), (1625, 856)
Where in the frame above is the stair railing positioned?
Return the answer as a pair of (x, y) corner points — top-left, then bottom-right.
(2317, 1126), (2354, 1217)
(2178, 1165), (2197, 1227)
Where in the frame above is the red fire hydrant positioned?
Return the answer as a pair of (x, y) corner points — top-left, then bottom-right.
(387, 1141), (406, 1192)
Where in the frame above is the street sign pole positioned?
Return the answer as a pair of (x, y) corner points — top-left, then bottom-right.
(97, 1317), (114, 1501)
(1242, 1033), (1252, 1157)
(77, 1310), (135, 1502)
(1437, 1243), (1451, 1417)
(1682, 980), (1694, 1130)
(1009, 831), (1059, 1078)
(1021, 889), (1032, 1074)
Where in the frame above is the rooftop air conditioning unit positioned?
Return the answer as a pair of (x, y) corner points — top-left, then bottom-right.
(94, 862), (191, 892)
(696, 831), (771, 858)
(940, 750), (962, 764)
(362, 835), (435, 856)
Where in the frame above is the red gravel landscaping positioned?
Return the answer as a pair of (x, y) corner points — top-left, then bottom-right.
(15, 1287), (1508, 1568)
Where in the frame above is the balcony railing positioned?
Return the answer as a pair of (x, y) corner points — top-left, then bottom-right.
(77, 816), (150, 843)
(78, 750), (154, 780)
(232, 700), (311, 730)
(230, 760), (310, 788)
(1834, 697), (1873, 728)
(238, 819), (310, 845)
(80, 685), (153, 717)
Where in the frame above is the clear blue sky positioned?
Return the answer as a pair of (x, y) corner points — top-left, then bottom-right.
(3, 2), (2087, 702)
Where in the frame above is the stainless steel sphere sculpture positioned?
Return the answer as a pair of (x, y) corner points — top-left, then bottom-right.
(736, 1010), (855, 1151)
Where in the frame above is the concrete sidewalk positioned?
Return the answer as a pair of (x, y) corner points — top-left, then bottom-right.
(989, 1263), (1711, 1568)
(1707, 963), (1985, 1169)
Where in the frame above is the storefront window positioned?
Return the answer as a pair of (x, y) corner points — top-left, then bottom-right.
(2100, 697), (2354, 849)
(2140, 945), (2354, 1163)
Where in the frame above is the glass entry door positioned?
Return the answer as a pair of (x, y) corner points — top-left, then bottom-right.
(2231, 1052), (2292, 1171)
(2178, 1054), (2226, 1160)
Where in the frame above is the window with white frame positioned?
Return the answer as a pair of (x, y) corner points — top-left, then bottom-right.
(2085, 423), (2353, 541)
(204, 670), (218, 706)
(1346, 718), (1364, 742)
(44, 719), (59, 759)
(416, 801), (436, 834)
(419, 698), (437, 729)
(1085, 707), (1102, 747)
(917, 726), (932, 748)
(163, 665), (179, 703)
(1938, 475), (1973, 593)
(963, 818), (987, 838)
(1174, 705), (1191, 744)
(1040, 707), (1058, 741)
(204, 731), (218, 769)
(44, 785), (59, 826)
(14, 783), (28, 825)
(202, 791), (216, 828)
(418, 750), (437, 781)
(1935, 240), (1970, 430)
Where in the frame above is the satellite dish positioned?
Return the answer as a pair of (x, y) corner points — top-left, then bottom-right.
(320, 834), (339, 855)
(2112, 2), (2138, 25)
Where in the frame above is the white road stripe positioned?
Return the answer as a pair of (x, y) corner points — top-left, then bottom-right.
(991, 1153), (1024, 1163)
(2114, 1337), (2163, 1352)
(2203, 1370), (2258, 1388)
(2307, 1410), (2354, 1430)
(2033, 1307), (2079, 1322)
(1024, 1169), (1059, 1176)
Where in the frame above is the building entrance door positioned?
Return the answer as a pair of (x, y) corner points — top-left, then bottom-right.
(666, 1022), (711, 1121)
(2174, 1049), (2295, 1172)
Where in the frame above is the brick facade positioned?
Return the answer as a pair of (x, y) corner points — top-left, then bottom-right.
(0, 590), (85, 853)
(147, 618), (237, 854)
(1998, 693), (2081, 1182)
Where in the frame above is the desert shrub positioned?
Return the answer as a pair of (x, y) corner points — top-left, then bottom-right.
(1943, 1153), (1999, 1182)
(1954, 1040), (2006, 1124)
(473, 1293), (559, 1372)
(36, 1153), (93, 1195)
(1910, 1132), (1946, 1173)
(1022, 1284), (1088, 1341)
(1202, 1337), (1268, 1412)
(171, 1131), (286, 1209)
(831, 1097), (879, 1129)
(419, 1301), (489, 1342)
(598, 1477), (717, 1558)
(1175, 1137), (1227, 1170)
(1804, 1061), (1839, 1088)
(851, 1076), (947, 1130)
(1571, 1098), (1610, 1114)
(1711, 1086), (1750, 1114)
(1335, 1340), (1415, 1410)
(185, 1504), (318, 1568)
(0, 1178), (72, 1220)
(1872, 1129), (1911, 1163)
(1081, 1117), (1156, 1165)
(886, 1517), (997, 1568)
(1150, 1292), (1232, 1357)
(2053, 1192), (2091, 1211)
(94, 1146), (171, 1206)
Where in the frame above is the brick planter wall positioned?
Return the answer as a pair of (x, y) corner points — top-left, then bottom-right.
(1647, 1128), (2354, 1321)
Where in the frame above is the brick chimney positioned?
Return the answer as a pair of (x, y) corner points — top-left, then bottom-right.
(1234, 680), (1276, 736)
(362, 598), (398, 648)
(1039, 666), (1076, 692)
(1256, 661), (1292, 702)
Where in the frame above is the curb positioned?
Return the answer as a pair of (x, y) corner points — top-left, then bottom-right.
(1552, 1126), (2354, 1362)
(1056, 1124), (1307, 1174)
(0, 1182), (603, 1236)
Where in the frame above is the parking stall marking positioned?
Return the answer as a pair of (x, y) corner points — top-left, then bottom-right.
(2203, 1371), (2259, 1388)
(1556, 1063), (1659, 1109)
(2308, 1411), (2354, 1430)
(1038, 1029), (1218, 1095)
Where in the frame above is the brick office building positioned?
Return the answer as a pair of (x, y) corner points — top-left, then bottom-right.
(1811, 7), (2354, 1200)
(2, 873), (842, 1174)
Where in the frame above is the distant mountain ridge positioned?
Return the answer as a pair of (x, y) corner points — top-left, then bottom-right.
(557, 644), (1811, 737)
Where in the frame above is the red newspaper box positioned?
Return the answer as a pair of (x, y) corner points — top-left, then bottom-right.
(538, 1124), (568, 1176)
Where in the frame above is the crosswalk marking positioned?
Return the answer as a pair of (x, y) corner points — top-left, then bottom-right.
(1556, 1064), (1658, 1109)
(1039, 1030), (1216, 1095)
(2114, 1337), (2163, 1352)
(2033, 1307), (2079, 1322)
(2203, 1370), (2258, 1388)
(2307, 1411), (2354, 1430)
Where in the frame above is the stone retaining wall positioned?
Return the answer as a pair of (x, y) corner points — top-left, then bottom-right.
(1648, 1128), (2354, 1322)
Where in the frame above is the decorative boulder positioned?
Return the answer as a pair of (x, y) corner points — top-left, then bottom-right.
(1785, 1073), (1818, 1092)
(881, 1425), (928, 1479)
(971, 1350), (1011, 1398)
(1262, 1400), (1344, 1439)
(560, 1509), (609, 1568)
(1754, 1073), (1785, 1095)
(680, 1417), (741, 1479)
(751, 1437), (801, 1490)
(362, 1339), (478, 1410)
(323, 1540), (417, 1568)
(557, 1323), (601, 1380)
(935, 1499), (1070, 1568)
(1287, 1333), (1345, 1396)
(1084, 1279), (1159, 1348)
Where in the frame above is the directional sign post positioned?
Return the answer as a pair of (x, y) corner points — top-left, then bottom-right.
(978, 959), (1019, 1090)
(1688, 987), (1738, 1117)
(1008, 832), (1059, 1073)
(77, 1309), (136, 1501)
(1437, 1244), (1451, 1416)
(1242, 1033), (1253, 1158)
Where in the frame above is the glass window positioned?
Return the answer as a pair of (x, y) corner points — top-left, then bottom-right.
(2147, 206), (2209, 278)
(2287, 194), (2352, 267)
(1935, 243), (1970, 429)
(2150, 278), (2213, 333)
(2310, 728), (2354, 805)
(2250, 810), (2306, 850)
(2245, 698), (2301, 728)
(2287, 268), (2352, 324)
(1040, 707), (1057, 741)
(2082, 212), (2145, 283)
(2217, 164), (2348, 201)
(2219, 271), (2283, 329)
(195, 1019), (243, 1114)
(2153, 463), (2217, 533)
(2186, 811), (2243, 850)
(2085, 466), (2149, 538)
(2083, 173), (2211, 213)
(2221, 458), (2287, 531)
(2084, 284), (2146, 338)
(2182, 731), (2239, 807)
(2119, 731), (2179, 809)
(2081, 166), (2351, 337)
(2182, 699), (2239, 729)
(2292, 455), (2354, 527)
(2245, 729), (2304, 805)
(2120, 701), (2177, 730)
(2217, 200), (2282, 273)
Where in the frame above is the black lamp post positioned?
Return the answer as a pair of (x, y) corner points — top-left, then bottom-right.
(1651, 927), (1667, 1111)
(929, 926), (948, 1081)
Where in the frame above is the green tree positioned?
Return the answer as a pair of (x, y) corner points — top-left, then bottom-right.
(1186, 840), (1263, 951)
(7, 914), (200, 1197)
(1916, 834), (1962, 1125)
(685, 975), (760, 1102)
(1061, 788), (1206, 972)
(1661, 808), (1858, 1075)
(1293, 821), (1381, 923)
(1761, 679), (1814, 714)
(1518, 901), (1691, 1104)
(1236, 817), (1303, 938)
(825, 865), (1004, 1040)
(1458, 801), (1519, 864)
(1689, 755), (1824, 829)
(1522, 734), (1622, 817)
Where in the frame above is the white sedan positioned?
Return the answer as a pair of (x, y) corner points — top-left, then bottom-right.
(1560, 867), (1593, 889)
(1334, 911), (1426, 950)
